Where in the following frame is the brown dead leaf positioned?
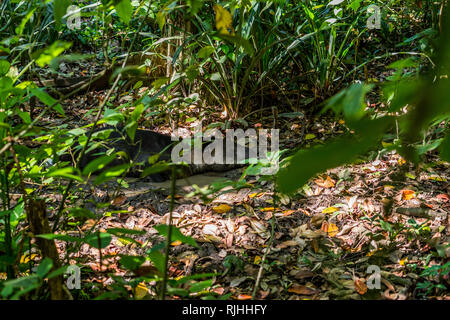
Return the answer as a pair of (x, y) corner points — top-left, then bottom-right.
(288, 284), (318, 295)
(111, 195), (127, 206)
(437, 194), (450, 202)
(212, 287), (225, 295)
(315, 176), (335, 188)
(237, 294), (252, 300)
(354, 278), (368, 295)
(293, 269), (315, 280)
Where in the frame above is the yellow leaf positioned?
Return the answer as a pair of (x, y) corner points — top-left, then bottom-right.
(322, 207), (338, 214)
(401, 190), (415, 200)
(321, 222), (339, 237)
(305, 133), (316, 140)
(214, 4), (234, 35)
(171, 240), (182, 246)
(261, 207), (275, 212)
(20, 253), (38, 264)
(213, 204), (232, 214)
(254, 256), (262, 265)
(249, 192), (258, 198)
(134, 282), (148, 299)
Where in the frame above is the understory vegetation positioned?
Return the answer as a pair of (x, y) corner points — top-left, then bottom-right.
(0, 0), (448, 300)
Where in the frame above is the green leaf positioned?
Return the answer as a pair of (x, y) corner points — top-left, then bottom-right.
(31, 88), (65, 116)
(187, 0), (203, 15)
(189, 280), (213, 293)
(36, 233), (83, 243)
(156, 10), (166, 30)
(34, 41), (72, 68)
(119, 255), (145, 271)
(216, 34), (255, 56)
(85, 232), (112, 249)
(154, 225), (198, 248)
(15, 9), (36, 35)
(147, 249), (165, 273)
(0, 60), (10, 77)
(107, 228), (146, 236)
(94, 164), (130, 185)
(46, 167), (83, 182)
(82, 154), (116, 176)
(69, 207), (96, 219)
(197, 46), (215, 59)
(54, 0), (71, 30)
(114, 0), (133, 24)
(37, 258), (53, 278)
(323, 83), (373, 123)
(440, 132), (450, 161)
(141, 162), (170, 178)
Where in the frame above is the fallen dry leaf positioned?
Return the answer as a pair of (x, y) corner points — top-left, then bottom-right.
(288, 284), (318, 295)
(315, 175), (335, 188)
(321, 221), (339, 237)
(401, 190), (415, 200)
(213, 204), (232, 214)
(354, 278), (368, 295)
(111, 195), (127, 206)
(322, 206), (338, 214)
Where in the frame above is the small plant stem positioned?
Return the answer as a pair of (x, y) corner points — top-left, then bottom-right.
(160, 166), (177, 300)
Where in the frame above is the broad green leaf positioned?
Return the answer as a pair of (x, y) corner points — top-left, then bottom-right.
(36, 233), (83, 243)
(107, 228), (146, 236)
(114, 0), (133, 24)
(0, 60), (10, 77)
(440, 133), (450, 161)
(31, 88), (65, 116)
(34, 41), (72, 68)
(54, 0), (71, 30)
(36, 258), (53, 278)
(119, 255), (145, 271)
(82, 154), (117, 176)
(141, 162), (170, 178)
(187, 0), (203, 15)
(94, 164), (130, 185)
(197, 46), (215, 59)
(15, 9), (36, 35)
(46, 167), (83, 182)
(85, 232), (112, 249)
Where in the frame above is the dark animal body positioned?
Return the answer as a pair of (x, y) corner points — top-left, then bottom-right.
(65, 126), (248, 182)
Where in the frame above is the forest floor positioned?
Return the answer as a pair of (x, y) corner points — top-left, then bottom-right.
(31, 59), (450, 300)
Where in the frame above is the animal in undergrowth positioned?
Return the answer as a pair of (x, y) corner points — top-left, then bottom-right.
(61, 125), (253, 182)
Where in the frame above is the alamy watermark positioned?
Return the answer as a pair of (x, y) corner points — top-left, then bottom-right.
(65, 5), (81, 30)
(66, 265), (81, 290)
(367, 5), (381, 30)
(366, 265), (381, 289)
(170, 122), (280, 175)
